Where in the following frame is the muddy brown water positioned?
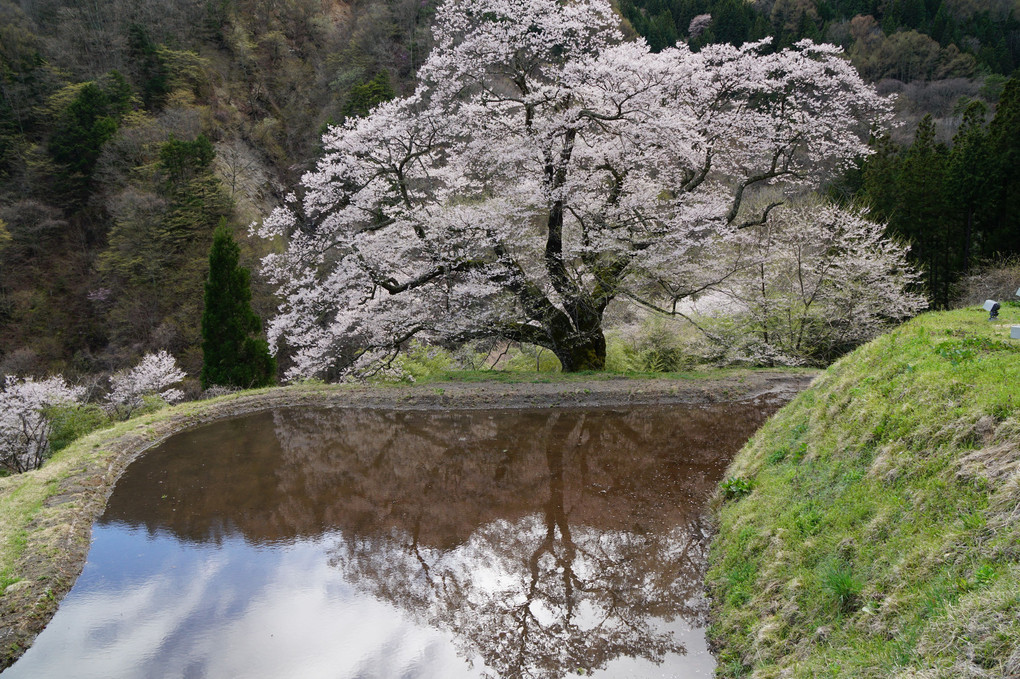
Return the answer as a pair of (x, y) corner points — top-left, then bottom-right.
(2, 400), (781, 679)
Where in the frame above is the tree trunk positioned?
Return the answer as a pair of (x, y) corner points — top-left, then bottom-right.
(552, 329), (606, 372)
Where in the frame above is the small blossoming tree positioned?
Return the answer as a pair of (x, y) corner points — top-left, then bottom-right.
(105, 350), (186, 419)
(0, 376), (85, 473)
(707, 199), (928, 365)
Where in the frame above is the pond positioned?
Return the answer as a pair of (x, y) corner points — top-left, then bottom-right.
(2, 400), (781, 679)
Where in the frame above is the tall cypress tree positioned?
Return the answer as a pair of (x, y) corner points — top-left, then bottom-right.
(946, 101), (990, 273)
(201, 222), (276, 389)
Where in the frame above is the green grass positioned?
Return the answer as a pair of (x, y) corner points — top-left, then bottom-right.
(706, 305), (1020, 678)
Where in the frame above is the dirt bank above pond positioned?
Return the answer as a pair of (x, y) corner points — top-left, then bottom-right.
(0, 370), (814, 669)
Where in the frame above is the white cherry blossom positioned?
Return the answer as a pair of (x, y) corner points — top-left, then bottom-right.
(258, 0), (892, 379)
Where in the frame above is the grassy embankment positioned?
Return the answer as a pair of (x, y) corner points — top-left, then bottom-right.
(707, 306), (1020, 678)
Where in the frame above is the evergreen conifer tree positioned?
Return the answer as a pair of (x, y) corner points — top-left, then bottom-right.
(946, 100), (990, 272)
(201, 222), (275, 389)
(986, 76), (1020, 257)
(342, 70), (396, 120)
(896, 115), (951, 307)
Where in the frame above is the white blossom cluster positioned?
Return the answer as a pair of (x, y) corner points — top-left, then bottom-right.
(106, 350), (186, 418)
(0, 376), (85, 473)
(0, 351), (187, 473)
(714, 200), (928, 364)
(258, 0), (893, 379)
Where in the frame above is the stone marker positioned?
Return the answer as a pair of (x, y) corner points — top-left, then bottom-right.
(1012, 326), (1020, 340)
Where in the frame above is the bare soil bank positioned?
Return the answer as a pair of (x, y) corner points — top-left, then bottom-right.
(0, 370), (814, 668)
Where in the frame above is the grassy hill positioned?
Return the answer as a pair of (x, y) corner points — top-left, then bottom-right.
(707, 305), (1020, 677)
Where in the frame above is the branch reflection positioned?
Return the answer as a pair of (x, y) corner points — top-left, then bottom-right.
(101, 403), (777, 678)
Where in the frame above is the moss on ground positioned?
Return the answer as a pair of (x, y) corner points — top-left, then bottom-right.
(707, 306), (1020, 678)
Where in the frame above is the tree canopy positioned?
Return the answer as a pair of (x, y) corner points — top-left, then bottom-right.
(259, 0), (891, 378)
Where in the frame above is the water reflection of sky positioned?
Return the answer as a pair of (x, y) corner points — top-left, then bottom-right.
(6, 522), (713, 679)
(2, 404), (778, 679)
(7, 525), (485, 679)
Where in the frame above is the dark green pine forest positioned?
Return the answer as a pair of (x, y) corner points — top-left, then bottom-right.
(0, 0), (1018, 383)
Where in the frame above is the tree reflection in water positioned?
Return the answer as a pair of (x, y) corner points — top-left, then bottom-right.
(267, 406), (769, 679)
(95, 402), (777, 678)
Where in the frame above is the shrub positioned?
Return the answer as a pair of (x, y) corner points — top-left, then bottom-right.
(45, 403), (110, 453)
(392, 342), (454, 382)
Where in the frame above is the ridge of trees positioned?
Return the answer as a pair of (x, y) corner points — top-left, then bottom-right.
(620, 0), (1018, 76)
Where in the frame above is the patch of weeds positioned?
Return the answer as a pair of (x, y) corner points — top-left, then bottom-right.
(768, 448), (788, 464)
(0, 572), (19, 590)
(920, 574), (965, 619)
(721, 475), (754, 499)
(821, 559), (863, 613)
(795, 504), (824, 536)
(935, 341), (977, 364)
(973, 564), (997, 588)
(725, 560), (757, 607)
(990, 400), (1013, 420)
(935, 336), (1020, 365)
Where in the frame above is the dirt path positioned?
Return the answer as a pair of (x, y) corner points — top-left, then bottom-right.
(0, 371), (814, 668)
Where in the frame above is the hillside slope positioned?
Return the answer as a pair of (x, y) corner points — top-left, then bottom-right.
(0, 0), (431, 377)
(707, 306), (1020, 677)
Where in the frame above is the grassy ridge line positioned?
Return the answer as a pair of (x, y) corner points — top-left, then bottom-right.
(0, 369), (810, 668)
(707, 307), (1020, 678)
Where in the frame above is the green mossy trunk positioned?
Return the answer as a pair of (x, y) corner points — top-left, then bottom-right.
(551, 328), (607, 372)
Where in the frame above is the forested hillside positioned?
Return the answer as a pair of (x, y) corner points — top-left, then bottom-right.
(0, 0), (426, 379)
(621, 0), (1018, 75)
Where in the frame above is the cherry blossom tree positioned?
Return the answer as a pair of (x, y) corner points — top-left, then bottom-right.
(0, 376), (85, 473)
(704, 198), (927, 365)
(257, 0), (891, 378)
(106, 350), (186, 419)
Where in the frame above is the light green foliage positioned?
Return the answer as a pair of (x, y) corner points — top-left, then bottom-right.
(44, 404), (111, 454)
(386, 341), (562, 382)
(605, 333), (646, 372)
(707, 307), (1020, 677)
(604, 318), (707, 373)
(391, 342), (455, 383)
(503, 344), (561, 373)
